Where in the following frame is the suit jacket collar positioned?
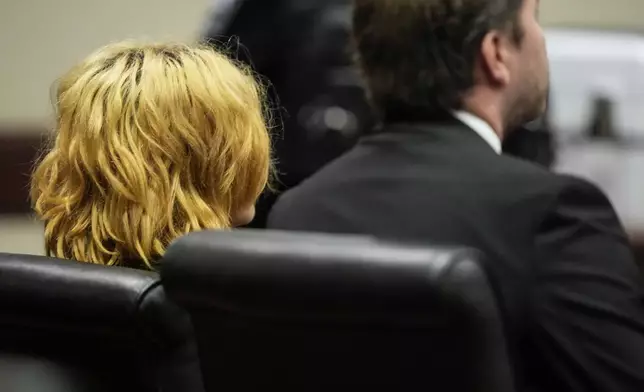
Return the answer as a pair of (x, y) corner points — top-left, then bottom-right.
(451, 111), (502, 154)
(372, 115), (501, 156)
(376, 107), (502, 155)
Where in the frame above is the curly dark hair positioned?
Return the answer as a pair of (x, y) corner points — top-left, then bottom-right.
(352, 0), (524, 120)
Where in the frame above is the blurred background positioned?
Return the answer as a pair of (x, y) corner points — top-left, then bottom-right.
(1, 0), (643, 256)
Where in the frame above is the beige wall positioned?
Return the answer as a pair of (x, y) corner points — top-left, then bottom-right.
(0, 216), (45, 255)
(541, 0), (644, 30)
(0, 0), (210, 124)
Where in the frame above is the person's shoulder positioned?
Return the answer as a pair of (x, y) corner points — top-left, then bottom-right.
(271, 161), (341, 210)
(498, 153), (611, 205)
(481, 153), (560, 200)
(543, 172), (618, 220)
(267, 183), (319, 229)
(268, 149), (364, 228)
(488, 154), (614, 215)
(493, 153), (596, 192)
(495, 152), (554, 178)
(500, 156), (620, 232)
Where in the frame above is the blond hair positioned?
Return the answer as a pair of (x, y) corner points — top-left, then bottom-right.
(31, 41), (273, 268)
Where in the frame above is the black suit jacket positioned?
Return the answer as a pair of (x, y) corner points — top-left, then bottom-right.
(268, 119), (644, 392)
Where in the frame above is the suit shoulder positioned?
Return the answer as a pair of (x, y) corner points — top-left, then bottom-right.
(545, 173), (617, 219)
(552, 174), (610, 199)
(501, 154), (612, 206)
(487, 154), (615, 214)
(504, 158), (621, 233)
(268, 179), (324, 227)
(493, 154), (602, 193)
(494, 153), (554, 179)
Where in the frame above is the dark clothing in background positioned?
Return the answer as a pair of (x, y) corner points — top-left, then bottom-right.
(269, 118), (644, 392)
(204, 0), (374, 227)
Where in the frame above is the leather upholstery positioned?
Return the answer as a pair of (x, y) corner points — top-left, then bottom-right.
(0, 253), (204, 392)
(161, 229), (515, 391)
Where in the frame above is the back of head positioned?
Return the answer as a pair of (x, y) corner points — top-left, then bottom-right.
(352, 0), (548, 129)
(31, 41), (273, 268)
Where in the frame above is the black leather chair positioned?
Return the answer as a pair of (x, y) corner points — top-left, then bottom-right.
(0, 253), (204, 392)
(161, 230), (515, 391)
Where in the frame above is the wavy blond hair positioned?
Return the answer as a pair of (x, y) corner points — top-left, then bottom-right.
(31, 41), (273, 269)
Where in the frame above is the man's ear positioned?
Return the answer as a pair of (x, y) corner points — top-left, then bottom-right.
(479, 31), (511, 87)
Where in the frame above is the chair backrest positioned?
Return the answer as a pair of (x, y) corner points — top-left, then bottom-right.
(0, 253), (204, 392)
(161, 230), (515, 392)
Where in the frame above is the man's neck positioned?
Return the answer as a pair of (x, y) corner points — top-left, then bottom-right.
(460, 94), (506, 140)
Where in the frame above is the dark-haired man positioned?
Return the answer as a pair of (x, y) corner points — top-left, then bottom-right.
(268, 0), (644, 390)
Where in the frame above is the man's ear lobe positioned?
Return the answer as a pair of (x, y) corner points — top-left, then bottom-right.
(480, 31), (511, 86)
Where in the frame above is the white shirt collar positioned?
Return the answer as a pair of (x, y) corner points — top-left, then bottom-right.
(451, 110), (502, 154)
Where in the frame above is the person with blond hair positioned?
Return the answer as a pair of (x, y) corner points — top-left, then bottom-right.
(31, 41), (273, 269)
